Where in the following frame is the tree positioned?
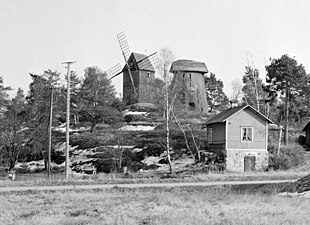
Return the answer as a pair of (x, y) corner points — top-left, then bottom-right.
(156, 48), (204, 172)
(242, 66), (265, 112)
(0, 88), (28, 170)
(26, 70), (61, 167)
(157, 48), (175, 82)
(156, 48), (176, 173)
(230, 79), (243, 102)
(55, 71), (81, 126)
(0, 76), (12, 110)
(205, 73), (229, 113)
(265, 54), (308, 145)
(77, 66), (120, 132)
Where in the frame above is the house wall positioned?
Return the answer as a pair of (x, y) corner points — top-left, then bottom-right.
(226, 108), (267, 150)
(139, 70), (155, 103)
(123, 70), (155, 105)
(173, 71), (208, 112)
(226, 150), (268, 172)
(208, 123), (225, 143)
(206, 123), (226, 155)
(123, 70), (140, 105)
(224, 107), (269, 172)
(305, 126), (310, 146)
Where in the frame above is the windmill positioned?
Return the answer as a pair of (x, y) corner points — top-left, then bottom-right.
(106, 32), (158, 105)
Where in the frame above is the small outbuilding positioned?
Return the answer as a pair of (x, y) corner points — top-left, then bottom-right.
(302, 121), (310, 146)
(205, 104), (274, 172)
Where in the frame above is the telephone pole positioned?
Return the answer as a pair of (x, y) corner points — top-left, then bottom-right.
(62, 61), (75, 179)
(47, 86), (53, 180)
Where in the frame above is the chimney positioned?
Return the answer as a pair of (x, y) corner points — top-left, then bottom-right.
(229, 100), (239, 108)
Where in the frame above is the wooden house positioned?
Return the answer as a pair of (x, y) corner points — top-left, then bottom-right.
(205, 104), (273, 172)
(169, 59), (208, 112)
(302, 121), (310, 146)
(123, 52), (155, 105)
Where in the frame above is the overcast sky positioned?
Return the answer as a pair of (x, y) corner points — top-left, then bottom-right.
(1, 0), (310, 98)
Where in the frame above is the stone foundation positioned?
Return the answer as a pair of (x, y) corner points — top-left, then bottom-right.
(225, 150), (268, 172)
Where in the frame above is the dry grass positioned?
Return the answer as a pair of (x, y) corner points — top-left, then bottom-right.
(0, 186), (309, 225)
(0, 170), (308, 188)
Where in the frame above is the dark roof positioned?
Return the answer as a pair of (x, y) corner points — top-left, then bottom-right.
(169, 59), (208, 73)
(206, 105), (274, 125)
(302, 121), (310, 132)
(123, 52), (155, 72)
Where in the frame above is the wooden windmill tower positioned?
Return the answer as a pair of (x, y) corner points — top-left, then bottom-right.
(107, 32), (158, 105)
(169, 59), (209, 112)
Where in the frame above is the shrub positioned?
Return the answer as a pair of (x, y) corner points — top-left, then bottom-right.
(271, 154), (291, 170)
(269, 143), (306, 170)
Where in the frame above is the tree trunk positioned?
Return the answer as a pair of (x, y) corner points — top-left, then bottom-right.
(277, 126), (283, 155)
(284, 85), (289, 145)
(165, 84), (172, 174)
(90, 121), (96, 133)
(166, 90), (172, 174)
(9, 158), (16, 171)
(7, 146), (17, 170)
(253, 76), (260, 112)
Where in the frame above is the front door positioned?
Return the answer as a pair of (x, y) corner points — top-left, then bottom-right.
(244, 156), (255, 172)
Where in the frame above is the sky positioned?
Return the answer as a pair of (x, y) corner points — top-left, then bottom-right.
(1, 0), (310, 98)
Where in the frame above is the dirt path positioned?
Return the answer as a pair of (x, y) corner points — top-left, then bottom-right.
(0, 179), (295, 193)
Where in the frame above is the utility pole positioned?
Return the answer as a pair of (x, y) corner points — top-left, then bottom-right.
(47, 86), (53, 180)
(62, 61), (75, 179)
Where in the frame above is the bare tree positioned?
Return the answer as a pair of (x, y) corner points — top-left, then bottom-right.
(231, 79), (243, 102)
(156, 48), (175, 173)
(157, 48), (175, 82)
(242, 54), (265, 112)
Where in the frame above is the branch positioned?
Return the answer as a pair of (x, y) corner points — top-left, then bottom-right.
(171, 109), (195, 160)
(187, 124), (200, 161)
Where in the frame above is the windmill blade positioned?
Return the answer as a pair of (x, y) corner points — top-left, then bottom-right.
(106, 64), (122, 79)
(117, 32), (131, 61)
(136, 52), (158, 71)
(134, 52), (157, 65)
(108, 70), (123, 80)
(117, 31), (137, 98)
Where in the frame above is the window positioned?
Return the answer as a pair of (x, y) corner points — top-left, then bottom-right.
(147, 72), (150, 78)
(208, 128), (213, 143)
(180, 92), (185, 104)
(189, 102), (195, 109)
(241, 127), (253, 142)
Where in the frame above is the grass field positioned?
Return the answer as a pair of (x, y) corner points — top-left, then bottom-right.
(0, 170), (308, 188)
(0, 185), (309, 225)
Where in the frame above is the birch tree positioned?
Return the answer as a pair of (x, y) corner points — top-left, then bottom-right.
(156, 48), (175, 173)
(242, 66), (264, 111)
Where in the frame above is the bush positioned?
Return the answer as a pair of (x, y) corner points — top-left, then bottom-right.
(269, 143), (306, 170)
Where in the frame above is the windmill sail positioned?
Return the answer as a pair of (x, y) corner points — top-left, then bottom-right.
(117, 32), (131, 61)
(106, 64), (122, 80)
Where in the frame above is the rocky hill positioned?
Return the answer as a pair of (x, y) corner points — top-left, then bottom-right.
(52, 103), (210, 174)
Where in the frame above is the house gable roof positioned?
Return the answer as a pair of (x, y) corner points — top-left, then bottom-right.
(302, 121), (310, 132)
(169, 59), (208, 73)
(205, 105), (274, 125)
(123, 52), (155, 72)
